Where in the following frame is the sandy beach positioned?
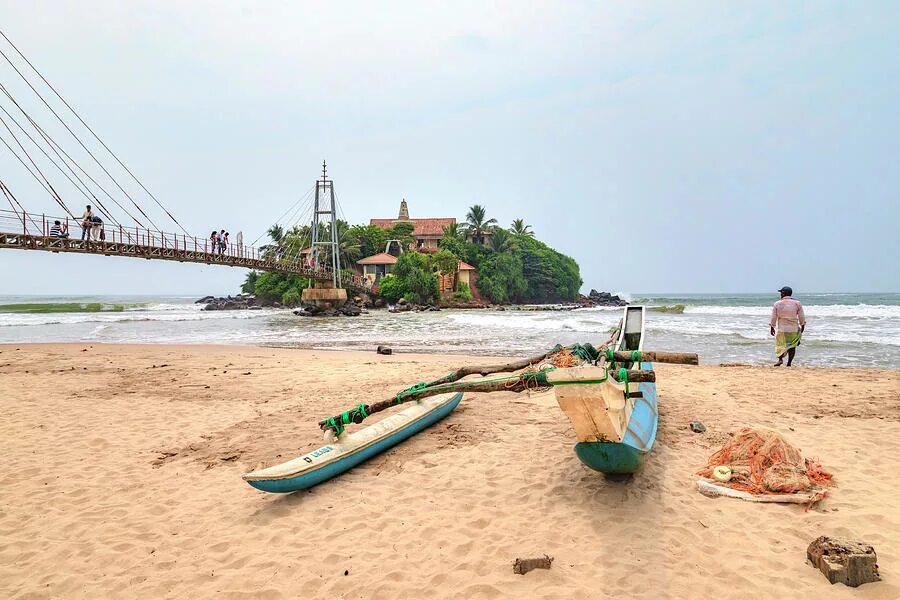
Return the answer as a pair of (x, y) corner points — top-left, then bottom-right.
(1, 343), (898, 599)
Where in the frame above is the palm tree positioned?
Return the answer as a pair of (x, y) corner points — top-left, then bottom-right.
(442, 222), (462, 240)
(464, 204), (497, 245)
(489, 227), (515, 253)
(260, 224), (286, 260)
(510, 218), (534, 238)
(334, 222), (361, 270)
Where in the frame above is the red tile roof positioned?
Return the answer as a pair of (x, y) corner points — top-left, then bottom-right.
(370, 218), (456, 237)
(357, 252), (398, 265)
(458, 260), (476, 271)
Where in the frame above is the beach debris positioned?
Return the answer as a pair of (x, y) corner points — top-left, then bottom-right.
(376, 345), (393, 355)
(689, 420), (706, 433)
(513, 554), (553, 575)
(807, 536), (880, 587)
(696, 426), (833, 506)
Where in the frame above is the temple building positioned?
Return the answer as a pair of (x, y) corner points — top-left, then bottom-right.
(369, 199), (455, 251)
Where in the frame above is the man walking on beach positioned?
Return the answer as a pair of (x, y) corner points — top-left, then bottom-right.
(770, 286), (806, 367)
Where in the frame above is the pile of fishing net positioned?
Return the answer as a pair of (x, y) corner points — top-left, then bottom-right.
(697, 427), (833, 504)
(545, 343), (601, 368)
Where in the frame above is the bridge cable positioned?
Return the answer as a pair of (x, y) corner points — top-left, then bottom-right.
(0, 30), (187, 235)
(0, 100), (121, 226)
(0, 84), (144, 227)
(0, 113), (73, 218)
(0, 42), (162, 232)
(249, 182), (315, 247)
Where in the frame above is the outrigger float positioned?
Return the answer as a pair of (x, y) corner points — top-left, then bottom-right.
(242, 306), (697, 493)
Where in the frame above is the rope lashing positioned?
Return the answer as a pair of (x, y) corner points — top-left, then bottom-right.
(631, 350), (642, 364)
(618, 367), (630, 398)
(324, 416), (344, 437)
(606, 348), (615, 362)
(396, 382), (428, 404)
(324, 403), (370, 438)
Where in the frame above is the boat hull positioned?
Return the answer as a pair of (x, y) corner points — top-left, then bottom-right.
(573, 364), (658, 474)
(243, 392), (463, 493)
(567, 306), (658, 475)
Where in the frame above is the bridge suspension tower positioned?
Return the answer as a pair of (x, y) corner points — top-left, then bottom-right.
(309, 160), (341, 288)
(301, 161), (348, 308)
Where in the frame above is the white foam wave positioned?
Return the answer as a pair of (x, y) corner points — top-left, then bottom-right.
(685, 303), (900, 319)
(448, 311), (618, 333)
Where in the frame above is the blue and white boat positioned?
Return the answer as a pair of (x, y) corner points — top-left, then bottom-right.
(550, 306), (658, 474)
(242, 392), (463, 493)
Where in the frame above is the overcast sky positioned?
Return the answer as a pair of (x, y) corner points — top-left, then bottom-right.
(1, 1), (897, 296)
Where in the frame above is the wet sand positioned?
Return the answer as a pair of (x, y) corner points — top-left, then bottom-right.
(1, 344), (898, 599)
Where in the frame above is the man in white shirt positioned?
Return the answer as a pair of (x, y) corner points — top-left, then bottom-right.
(770, 286), (806, 367)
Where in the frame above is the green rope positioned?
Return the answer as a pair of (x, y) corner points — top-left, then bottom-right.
(325, 416), (344, 437)
(606, 348), (615, 362)
(619, 367), (629, 398)
(630, 350), (641, 364)
(570, 343), (599, 363)
(396, 382), (428, 403)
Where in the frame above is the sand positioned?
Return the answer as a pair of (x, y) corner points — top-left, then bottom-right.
(1, 343), (899, 599)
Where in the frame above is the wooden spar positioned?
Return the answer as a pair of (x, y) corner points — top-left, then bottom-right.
(318, 368), (656, 433)
(610, 350), (698, 365)
(423, 349), (565, 386)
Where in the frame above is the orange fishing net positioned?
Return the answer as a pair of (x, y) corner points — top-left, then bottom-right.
(698, 427), (833, 495)
(547, 348), (581, 368)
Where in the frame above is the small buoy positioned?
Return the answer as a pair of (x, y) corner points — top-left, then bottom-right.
(713, 466), (733, 483)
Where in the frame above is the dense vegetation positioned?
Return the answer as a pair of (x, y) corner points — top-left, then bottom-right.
(241, 205), (582, 306)
(439, 206), (582, 304)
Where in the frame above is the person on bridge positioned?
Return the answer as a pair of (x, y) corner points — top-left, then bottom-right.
(49, 220), (69, 239)
(218, 229), (226, 254)
(209, 230), (217, 253)
(80, 205), (93, 240)
(90, 215), (104, 240)
(223, 232), (230, 254)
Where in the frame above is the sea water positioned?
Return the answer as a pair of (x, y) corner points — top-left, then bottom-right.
(0, 293), (898, 368)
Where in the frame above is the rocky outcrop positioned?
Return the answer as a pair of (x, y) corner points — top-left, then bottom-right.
(199, 294), (271, 311)
(293, 298), (367, 317)
(580, 289), (628, 307)
(388, 298), (441, 313)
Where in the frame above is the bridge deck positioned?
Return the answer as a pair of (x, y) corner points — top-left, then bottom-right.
(0, 210), (368, 295)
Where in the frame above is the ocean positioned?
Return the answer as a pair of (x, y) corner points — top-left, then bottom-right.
(0, 293), (898, 368)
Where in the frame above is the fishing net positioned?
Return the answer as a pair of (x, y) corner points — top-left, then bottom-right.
(698, 427), (833, 495)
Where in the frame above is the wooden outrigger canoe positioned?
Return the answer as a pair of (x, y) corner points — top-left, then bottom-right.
(242, 392), (463, 493)
(551, 306), (658, 474)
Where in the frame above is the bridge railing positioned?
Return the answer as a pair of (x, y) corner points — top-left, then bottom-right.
(0, 208), (370, 292)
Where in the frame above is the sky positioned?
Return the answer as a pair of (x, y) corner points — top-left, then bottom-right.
(0, 1), (898, 296)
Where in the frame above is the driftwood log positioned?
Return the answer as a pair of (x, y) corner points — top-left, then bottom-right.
(513, 555), (553, 575)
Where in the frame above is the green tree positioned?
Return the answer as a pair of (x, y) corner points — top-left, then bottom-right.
(510, 218), (534, 238)
(241, 271), (259, 294)
(476, 252), (526, 304)
(488, 227), (516, 253)
(259, 224), (286, 260)
(377, 274), (407, 303)
(442, 222), (463, 240)
(349, 224), (387, 258)
(393, 252), (439, 304)
(431, 248), (459, 275)
(464, 205), (497, 245)
(386, 221), (415, 248)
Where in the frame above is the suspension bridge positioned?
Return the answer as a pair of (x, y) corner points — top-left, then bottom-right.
(0, 29), (367, 296)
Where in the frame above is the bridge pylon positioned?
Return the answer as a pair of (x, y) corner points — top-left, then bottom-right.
(302, 161), (348, 308)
